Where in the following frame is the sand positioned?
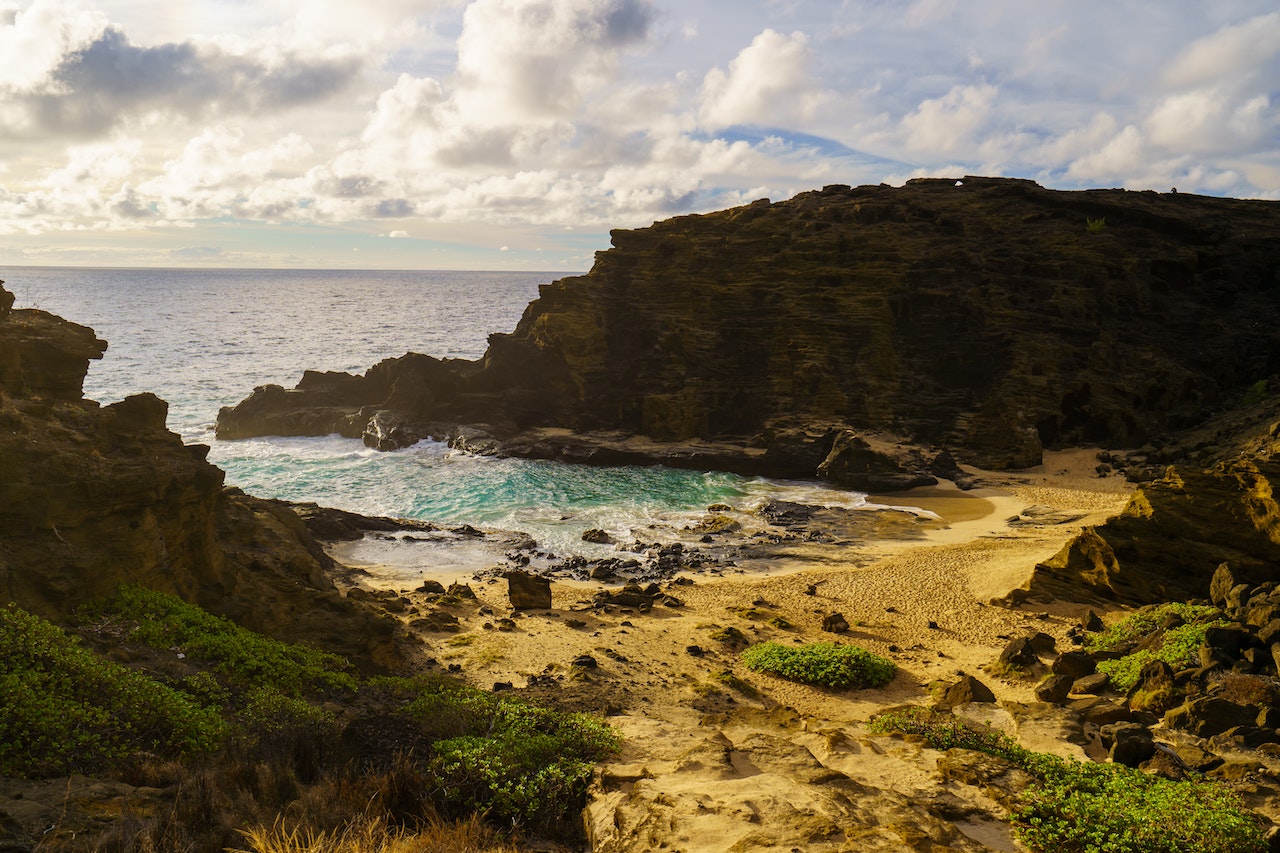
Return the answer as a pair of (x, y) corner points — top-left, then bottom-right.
(349, 448), (1133, 719)
(338, 448), (1137, 851)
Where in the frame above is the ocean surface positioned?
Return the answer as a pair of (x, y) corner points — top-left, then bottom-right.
(6, 266), (878, 560)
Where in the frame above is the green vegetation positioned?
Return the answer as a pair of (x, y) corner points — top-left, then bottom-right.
(89, 584), (357, 695)
(741, 641), (896, 689)
(0, 603), (224, 776)
(871, 706), (1265, 853)
(1086, 216), (1107, 233)
(4, 588), (620, 849)
(379, 674), (620, 832)
(1085, 602), (1227, 691)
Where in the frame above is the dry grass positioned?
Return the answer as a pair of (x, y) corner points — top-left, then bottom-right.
(231, 814), (518, 853)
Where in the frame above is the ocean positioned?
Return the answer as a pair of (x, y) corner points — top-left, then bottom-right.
(6, 266), (877, 563)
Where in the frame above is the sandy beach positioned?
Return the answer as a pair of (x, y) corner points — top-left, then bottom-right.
(338, 448), (1134, 722)
(324, 448), (1140, 850)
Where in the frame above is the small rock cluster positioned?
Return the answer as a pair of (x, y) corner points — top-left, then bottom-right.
(1028, 562), (1280, 786)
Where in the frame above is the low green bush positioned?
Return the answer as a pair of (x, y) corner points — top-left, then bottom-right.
(386, 676), (619, 832)
(741, 641), (896, 689)
(871, 706), (1265, 853)
(89, 585), (357, 695)
(1085, 602), (1219, 653)
(1087, 602), (1226, 691)
(0, 603), (224, 777)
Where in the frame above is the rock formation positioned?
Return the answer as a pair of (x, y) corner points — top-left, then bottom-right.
(0, 282), (405, 670)
(218, 177), (1280, 484)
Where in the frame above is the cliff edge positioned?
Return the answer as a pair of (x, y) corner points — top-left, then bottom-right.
(0, 282), (405, 671)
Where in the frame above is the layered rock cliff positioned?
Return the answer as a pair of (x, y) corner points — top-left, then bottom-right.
(0, 283), (404, 670)
(217, 177), (1280, 482)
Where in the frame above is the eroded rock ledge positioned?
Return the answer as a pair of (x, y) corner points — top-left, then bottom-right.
(217, 177), (1280, 486)
(0, 282), (409, 671)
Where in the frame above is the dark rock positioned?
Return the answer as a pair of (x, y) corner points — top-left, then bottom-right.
(997, 636), (1040, 668)
(822, 613), (850, 634)
(571, 654), (599, 669)
(1035, 674), (1073, 703)
(1072, 673), (1109, 695)
(1104, 722), (1155, 767)
(1028, 632), (1056, 654)
(1164, 697), (1258, 738)
(446, 582), (477, 598)
(938, 674), (996, 707)
(1014, 461), (1280, 605)
(1080, 609), (1105, 632)
(505, 570), (552, 610)
(581, 528), (614, 544)
(409, 611), (460, 633)
(816, 430), (939, 490)
(686, 645), (704, 657)
(417, 580), (447, 594)
(1210, 562), (1237, 607)
(214, 181), (1280, 485)
(1227, 583), (1252, 614)
(1052, 651), (1096, 681)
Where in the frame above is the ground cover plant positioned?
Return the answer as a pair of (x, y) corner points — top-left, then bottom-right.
(741, 640), (896, 689)
(3, 588), (620, 851)
(870, 706), (1266, 853)
(1085, 602), (1227, 691)
(0, 603), (224, 776)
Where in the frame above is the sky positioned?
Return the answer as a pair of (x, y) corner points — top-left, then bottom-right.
(0, 0), (1277, 271)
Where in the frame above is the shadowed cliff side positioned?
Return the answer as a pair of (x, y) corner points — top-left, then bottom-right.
(217, 177), (1280, 482)
(0, 283), (406, 671)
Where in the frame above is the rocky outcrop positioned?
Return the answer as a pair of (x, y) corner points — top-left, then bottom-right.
(0, 283), (406, 671)
(1012, 458), (1280, 605)
(217, 178), (1280, 479)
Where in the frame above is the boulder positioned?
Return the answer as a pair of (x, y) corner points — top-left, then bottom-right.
(938, 674), (996, 707)
(1052, 651), (1096, 681)
(1103, 722), (1155, 767)
(505, 570), (552, 610)
(1035, 675), (1073, 703)
(821, 612), (850, 634)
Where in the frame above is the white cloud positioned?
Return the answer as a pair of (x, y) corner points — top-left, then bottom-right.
(900, 83), (997, 154)
(699, 29), (826, 129)
(1163, 12), (1280, 88)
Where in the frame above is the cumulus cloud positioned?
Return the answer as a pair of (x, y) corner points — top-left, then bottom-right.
(2, 0), (1278, 259)
(699, 29), (827, 129)
(0, 0), (363, 137)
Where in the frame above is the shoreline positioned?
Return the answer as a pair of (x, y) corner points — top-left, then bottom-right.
(330, 448), (1136, 706)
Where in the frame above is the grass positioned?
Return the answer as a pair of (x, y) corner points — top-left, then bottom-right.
(871, 706), (1266, 853)
(741, 641), (895, 689)
(232, 814), (518, 853)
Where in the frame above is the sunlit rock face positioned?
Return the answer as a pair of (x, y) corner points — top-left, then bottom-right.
(0, 283), (404, 671)
(218, 178), (1280, 477)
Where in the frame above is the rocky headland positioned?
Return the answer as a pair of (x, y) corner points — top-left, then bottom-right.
(0, 282), (408, 671)
(217, 176), (1280, 490)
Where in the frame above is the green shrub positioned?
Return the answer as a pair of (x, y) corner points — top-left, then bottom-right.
(90, 585), (357, 695)
(392, 679), (618, 832)
(1086, 217), (1107, 233)
(1086, 602), (1219, 653)
(741, 641), (896, 689)
(1087, 603), (1226, 691)
(871, 706), (1265, 853)
(0, 603), (224, 777)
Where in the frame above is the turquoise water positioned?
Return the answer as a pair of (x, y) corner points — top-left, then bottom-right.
(8, 266), (871, 557)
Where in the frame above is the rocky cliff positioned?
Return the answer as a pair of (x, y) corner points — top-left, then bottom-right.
(0, 282), (405, 670)
(217, 177), (1280, 483)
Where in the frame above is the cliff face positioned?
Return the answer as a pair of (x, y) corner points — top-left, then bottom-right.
(0, 283), (404, 670)
(217, 178), (1280, 476)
